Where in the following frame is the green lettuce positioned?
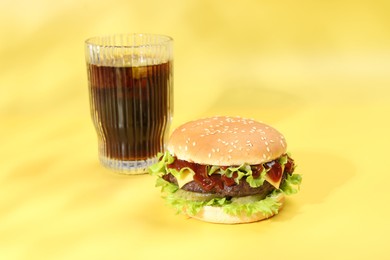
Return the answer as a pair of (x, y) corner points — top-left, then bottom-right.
(220, 164), (252, 184)
(246, 167), (267, 188)
(155, 175), (178, 194)
(278, 153), (288, 166)
(148, 152), (175, 176)
(223, 191), (282, 217)
(155, 177), (226, 216)
(280, 173), (302, 195)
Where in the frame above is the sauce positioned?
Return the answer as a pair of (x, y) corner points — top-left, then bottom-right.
(265, 161), (283, 183)
(166, 154), (295, 191)
(284, 157), (295, 174)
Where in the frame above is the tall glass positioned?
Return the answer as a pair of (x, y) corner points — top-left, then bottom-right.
(85, 34), (173, 174)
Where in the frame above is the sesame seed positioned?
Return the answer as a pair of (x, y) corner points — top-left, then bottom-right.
(208, 153), (212, 158)
(266, 147), (270, 152)
(192, 141), (196, 146)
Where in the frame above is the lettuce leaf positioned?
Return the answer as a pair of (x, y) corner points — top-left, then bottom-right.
(223, 191), (282, 217)
(148, 152), (175, 176)
(155, 175), (178, 194)
(280, 173), (302, 195)
(246, 166), (267, 188)
(155, 177), (226, 215)
(278, 154), (288, 166)
(208, 165), (221, 175)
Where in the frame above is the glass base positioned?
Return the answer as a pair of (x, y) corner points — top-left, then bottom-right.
(99, 155), (158, 175)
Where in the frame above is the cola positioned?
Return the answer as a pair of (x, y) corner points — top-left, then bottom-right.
(87, 61), (173, 162)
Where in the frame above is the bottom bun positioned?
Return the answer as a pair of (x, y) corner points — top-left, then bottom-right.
(190, 193), (285, 224)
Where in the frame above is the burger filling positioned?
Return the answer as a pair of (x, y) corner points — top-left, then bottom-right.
(149, 152), (302, 217)
(162, 155), (295, 198)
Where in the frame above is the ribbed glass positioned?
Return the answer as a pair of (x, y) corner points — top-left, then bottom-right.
(85, 34), (173, 174)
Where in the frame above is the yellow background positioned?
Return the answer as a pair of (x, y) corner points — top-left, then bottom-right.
(1, 0), (390, 259)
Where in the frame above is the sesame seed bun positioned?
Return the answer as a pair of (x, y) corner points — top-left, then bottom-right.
(190, 193), (285, 224)
(167, 116), (287, 166)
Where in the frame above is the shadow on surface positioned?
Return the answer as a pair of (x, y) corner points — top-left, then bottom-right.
(272, 150), (356, 222)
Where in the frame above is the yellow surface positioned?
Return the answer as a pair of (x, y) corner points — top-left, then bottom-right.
(1, 0), (390, 259)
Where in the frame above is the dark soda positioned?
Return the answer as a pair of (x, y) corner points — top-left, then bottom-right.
(87, 61), (173, 162)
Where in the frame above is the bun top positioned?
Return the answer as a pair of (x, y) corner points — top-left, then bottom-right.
(167, 116), (287, 166)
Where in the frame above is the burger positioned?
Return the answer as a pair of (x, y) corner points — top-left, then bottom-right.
(149, 116), (302, 224)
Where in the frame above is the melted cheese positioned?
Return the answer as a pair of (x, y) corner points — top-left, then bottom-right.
(174, 165), (286, 190)
(264, 174), (282, 189)
(176, 169), (194, 188)
(264, 165), (285, 189)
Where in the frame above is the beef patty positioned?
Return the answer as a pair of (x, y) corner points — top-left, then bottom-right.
(162, 173), (287, 198)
